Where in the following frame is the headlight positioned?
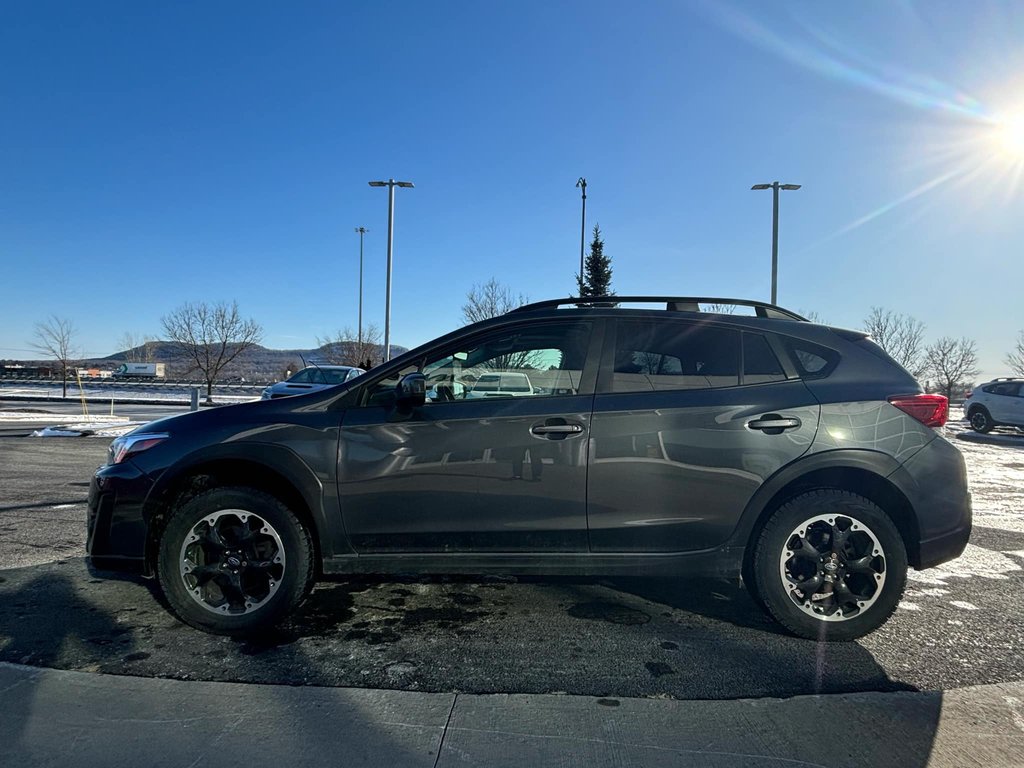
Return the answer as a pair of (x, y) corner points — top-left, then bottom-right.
(108, 432), (170, 465)
(261, 387), (272, 400)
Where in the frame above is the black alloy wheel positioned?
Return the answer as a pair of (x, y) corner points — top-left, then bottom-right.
(969, 408), (994, 434)
(157, 486), (314, 635)
(752, 489), (907, 641)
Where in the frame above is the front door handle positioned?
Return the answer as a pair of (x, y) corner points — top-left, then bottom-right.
(532, 424), (584, 435)
(531, 419), (585, 440)
(748, 415), (801, 434)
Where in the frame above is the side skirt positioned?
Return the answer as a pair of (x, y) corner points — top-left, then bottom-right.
(322, 547), (744, 579)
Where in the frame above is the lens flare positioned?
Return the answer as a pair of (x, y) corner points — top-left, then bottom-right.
(991, 110), (1024, 161)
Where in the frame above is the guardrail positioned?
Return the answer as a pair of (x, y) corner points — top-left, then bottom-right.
(0, 376), (274, 389)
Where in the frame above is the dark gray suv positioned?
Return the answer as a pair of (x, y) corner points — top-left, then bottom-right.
(87, 297), (971, 641)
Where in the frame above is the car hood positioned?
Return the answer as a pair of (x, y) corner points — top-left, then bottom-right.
(126, 387), (345, 437)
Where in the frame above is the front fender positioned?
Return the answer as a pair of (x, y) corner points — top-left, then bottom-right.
(145, 441), (348, 561)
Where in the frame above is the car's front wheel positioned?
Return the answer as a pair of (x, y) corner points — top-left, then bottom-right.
(968, 407), (994, 433)
(751, 490), (907, 641)
(157, 486), (314, 635)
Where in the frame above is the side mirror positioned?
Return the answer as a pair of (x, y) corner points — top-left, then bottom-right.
(395, 372), (426, 410)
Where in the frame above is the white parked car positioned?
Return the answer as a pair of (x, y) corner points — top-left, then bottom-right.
(963, 378), (1024, 432)
(465, 371), (535, 398)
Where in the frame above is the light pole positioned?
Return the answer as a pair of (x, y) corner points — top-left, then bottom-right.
(368, 179), (414, 362)
(354, 227), (368, 348)
(576, 177), (587, 290)
(751, 181), (801, 305)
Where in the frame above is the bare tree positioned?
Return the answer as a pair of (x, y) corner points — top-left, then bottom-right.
(1006, 331), (1024, 376)
(925, 336), (980, 400)
(462, 279), (528, 325)
(703, 303), (737, 315)
(118, 332), (156, 363)
(30, 316), (77, 399)
(799, 309), (826, 324)
(316, 323), (383, 368)
(161, 301), (263, 402)
(863, 307), (927, 378)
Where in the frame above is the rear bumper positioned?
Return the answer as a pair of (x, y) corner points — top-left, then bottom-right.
(86, 460), (153, 573)
(896, 436), (972, 570)
(917, 512), (971, 570)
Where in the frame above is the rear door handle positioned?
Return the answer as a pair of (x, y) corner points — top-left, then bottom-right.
(747, 415), (801, 433)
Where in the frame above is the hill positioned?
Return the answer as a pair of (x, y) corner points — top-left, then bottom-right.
(4, 340), (408, 383)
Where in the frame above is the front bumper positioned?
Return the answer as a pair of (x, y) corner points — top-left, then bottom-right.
(86, 460), (154, 573)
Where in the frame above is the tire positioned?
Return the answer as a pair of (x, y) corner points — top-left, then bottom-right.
(968, 407), (994, 433)
(751, 490), (907, 641)
(157, 486), (314, 636)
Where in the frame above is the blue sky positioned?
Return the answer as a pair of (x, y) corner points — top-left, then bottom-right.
(2, 1), (1022, 380)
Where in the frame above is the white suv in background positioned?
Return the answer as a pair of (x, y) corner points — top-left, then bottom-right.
(964, 378), (1024, 433)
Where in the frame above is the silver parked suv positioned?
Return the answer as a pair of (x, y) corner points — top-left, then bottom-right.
(964, 378), (1024, 433)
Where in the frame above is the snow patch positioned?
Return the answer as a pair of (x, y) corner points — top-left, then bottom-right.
(908, 543), (1021, 585)
(0, 413), (130, 423)
(949, 600), (979, 610)
(31, 421), (139, 438)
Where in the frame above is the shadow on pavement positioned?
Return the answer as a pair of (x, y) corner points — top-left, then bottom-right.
(0, 569), (136, 752)
(0, 567), (446, 767)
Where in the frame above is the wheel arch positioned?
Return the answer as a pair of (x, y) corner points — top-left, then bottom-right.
(142, 446), (332, 577)
(737, 451), (923, 590)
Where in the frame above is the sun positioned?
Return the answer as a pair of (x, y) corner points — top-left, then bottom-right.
(990, 109), (1024, 161)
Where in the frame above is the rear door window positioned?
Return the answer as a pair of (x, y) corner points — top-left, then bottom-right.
(604, 320), (740, 393)
(743, 333), (787, 384)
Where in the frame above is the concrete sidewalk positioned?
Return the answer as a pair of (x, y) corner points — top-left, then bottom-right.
(1, 663), (1022, 767)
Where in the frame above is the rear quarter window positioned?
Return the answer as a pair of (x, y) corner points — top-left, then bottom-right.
(783, 338), (839, 380)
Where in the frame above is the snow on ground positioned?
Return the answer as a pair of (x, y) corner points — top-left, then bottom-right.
(0, 411), (138, 437)
(903, 406), (1024, 612)
(0, 413), (132, 423)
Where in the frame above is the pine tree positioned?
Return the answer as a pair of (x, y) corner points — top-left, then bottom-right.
(576, 224), (614, 305)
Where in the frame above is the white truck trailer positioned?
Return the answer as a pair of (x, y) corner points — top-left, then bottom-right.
(112, 362), (167, 379)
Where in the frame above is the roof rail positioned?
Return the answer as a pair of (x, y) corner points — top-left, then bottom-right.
(511, 296), (807, 321)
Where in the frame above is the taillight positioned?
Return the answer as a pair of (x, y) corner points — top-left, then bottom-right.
(888, 394), (948, 428)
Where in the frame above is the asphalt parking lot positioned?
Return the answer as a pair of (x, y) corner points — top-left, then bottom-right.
(1, 430), (1023, 702)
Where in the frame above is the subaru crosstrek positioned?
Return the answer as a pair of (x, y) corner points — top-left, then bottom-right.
(87, 297), (971, 641)
(963, 377), (1024, 433)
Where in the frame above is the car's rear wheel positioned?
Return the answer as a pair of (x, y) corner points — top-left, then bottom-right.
(969, 407), (994, 433)
(751, 490), (907, 641)
(157, 486), (314, 636)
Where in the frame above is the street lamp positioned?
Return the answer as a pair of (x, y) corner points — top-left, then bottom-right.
(368, 179), (414, 362)
(576, 177), (587, 289)
(354, 227), (368, 348)
(751, 181), (801, 305)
